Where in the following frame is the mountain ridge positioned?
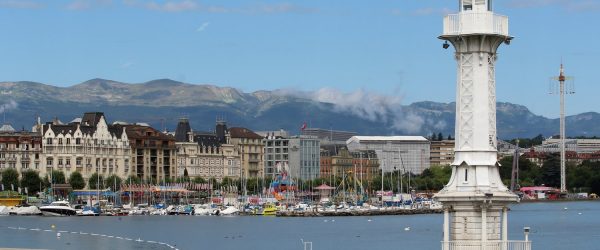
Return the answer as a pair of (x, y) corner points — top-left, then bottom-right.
(1, 79), (598, 139)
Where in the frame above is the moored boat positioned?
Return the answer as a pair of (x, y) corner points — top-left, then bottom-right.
(39, 201), (77, 216)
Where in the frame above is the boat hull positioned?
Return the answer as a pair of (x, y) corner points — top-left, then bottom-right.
(40, 208), (77, 216)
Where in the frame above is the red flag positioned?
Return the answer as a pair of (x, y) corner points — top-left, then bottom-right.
(300, 122), (307, 131)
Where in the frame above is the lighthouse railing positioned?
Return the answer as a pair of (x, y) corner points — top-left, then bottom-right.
(441, 240), (531, 250)
(443, 12), (509, 36)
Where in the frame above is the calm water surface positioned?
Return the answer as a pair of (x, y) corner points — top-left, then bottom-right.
(1, 201), (599, 250)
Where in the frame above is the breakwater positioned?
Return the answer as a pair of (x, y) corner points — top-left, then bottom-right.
(276, 208), (442, 217)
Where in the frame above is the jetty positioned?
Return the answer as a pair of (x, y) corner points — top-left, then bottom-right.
(276, 208), (442, 217)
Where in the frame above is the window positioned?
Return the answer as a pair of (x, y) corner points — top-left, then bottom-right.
(76, 158), (82, 166)
(46, 138), (52, 145)
(76, 138), (81, 145)
(58, 138), (63, 145)
(66, 138), (70, 145)
(66, 159), (71, 166)
(463, 0), (473, 10)
(58, 158), (63, 166)
(464, 168), (468, 182)
(46, 158), (53, 166)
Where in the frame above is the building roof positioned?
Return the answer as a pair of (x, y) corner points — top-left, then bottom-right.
(82, 112), (104, 126)
(229, 127), (263, 139)
(346, 136), (428, 144)
(0, 124), (16, 132)
(194, 134), (221, 147)
(174, 118), (191, 142)
(114, 124), (174, 141)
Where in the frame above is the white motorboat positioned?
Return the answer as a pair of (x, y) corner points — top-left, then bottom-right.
(219, 206), (240, 216)
(39, 201), (77, 216)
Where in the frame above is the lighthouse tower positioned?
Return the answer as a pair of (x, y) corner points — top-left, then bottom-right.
(435, 1), (527, 249)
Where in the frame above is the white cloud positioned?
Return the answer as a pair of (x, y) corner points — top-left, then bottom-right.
(280, 87), (443, 134)
(505, 0), (600, 12)
(120, 61), (134, 69)
(0, 100), (18, 114)
(196, 22), (209, 32)
(0, 0), (43, 9)
(126, 0), (198, 12)
(66, 0), (112, 11)
(123, 0), (318, 14)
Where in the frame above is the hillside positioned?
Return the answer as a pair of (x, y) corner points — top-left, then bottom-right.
(1, 79), (598, 139)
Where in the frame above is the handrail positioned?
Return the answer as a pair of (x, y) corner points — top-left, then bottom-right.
(443, 12), (509, 36)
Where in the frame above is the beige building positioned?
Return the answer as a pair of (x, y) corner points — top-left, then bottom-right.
(430, 140), (455, 166)
(229, 127), (264, 178)
(114, 124), (176, 182)
(174, 119), (241, 181)
(0, 124), (43, 174)
(41, 113), (131, 182)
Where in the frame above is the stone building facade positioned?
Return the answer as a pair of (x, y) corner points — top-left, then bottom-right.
(430, 140), (455, 166)
(0, 124), (43, 173)
(41, 113), (131, 182)
(174, 119), (241, 181)
(229, 127), (264, 178)
(114, 124), (175, 182)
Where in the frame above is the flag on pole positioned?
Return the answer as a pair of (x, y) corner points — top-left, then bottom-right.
(11, 184), (14, 191)
(300, 122), (307, 131)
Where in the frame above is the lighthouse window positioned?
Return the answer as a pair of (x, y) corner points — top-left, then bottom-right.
(488, 0), (493, 11)
(462, 0), (473, 11)
(464, 168), (468, 182)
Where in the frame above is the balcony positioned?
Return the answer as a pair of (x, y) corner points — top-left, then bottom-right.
(442, 12), (509, 37)
(248, 159), (260, 163)
(441, 241), (531, 250)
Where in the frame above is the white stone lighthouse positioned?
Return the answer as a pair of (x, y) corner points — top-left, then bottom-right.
(435, 1), (529, 249)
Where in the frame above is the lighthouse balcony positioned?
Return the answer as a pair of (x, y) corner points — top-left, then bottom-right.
(441, 240), (531, 250)
(442, 12), (509, 37)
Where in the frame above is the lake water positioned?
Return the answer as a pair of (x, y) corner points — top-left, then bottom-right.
(1, 201), (599, 250)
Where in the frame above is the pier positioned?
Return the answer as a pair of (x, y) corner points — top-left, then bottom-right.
(275, 208), (442, 217)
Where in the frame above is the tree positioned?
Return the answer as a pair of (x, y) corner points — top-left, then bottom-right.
(105, 175), (122, 191)
(1, 168), (19, 191)
(42, 175), (50, 190)
(209, 177), (219, 190)
(50, 170), (66, 184)
(125, 175), (141, 185)
(183, 168), (189, 181)
(589, 176), (600, 194)
(447, 134), (453, 140)
(88, 173), (105, 190)
(193, 176), (206, 184)
(20, 170), (42, 195)
(68, 171), (86, 190)
(437, 132), (443, 141)
(541, 153), (561, 188)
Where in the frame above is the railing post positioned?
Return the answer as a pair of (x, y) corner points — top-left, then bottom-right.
(443, 207), (450, 250)
(502, 207), (508, 250)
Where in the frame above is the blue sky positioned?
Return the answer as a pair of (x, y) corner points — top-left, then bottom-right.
(0, 0), (598, 118)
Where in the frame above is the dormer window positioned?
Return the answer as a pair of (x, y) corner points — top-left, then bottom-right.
(47, 138), (52, 145)
(58, 138), (63, 145)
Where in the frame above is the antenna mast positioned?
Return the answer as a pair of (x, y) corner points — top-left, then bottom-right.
(550, 63), (575, 193)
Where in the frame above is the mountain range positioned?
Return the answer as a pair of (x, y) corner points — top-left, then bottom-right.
(1, 78), (599, 139)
